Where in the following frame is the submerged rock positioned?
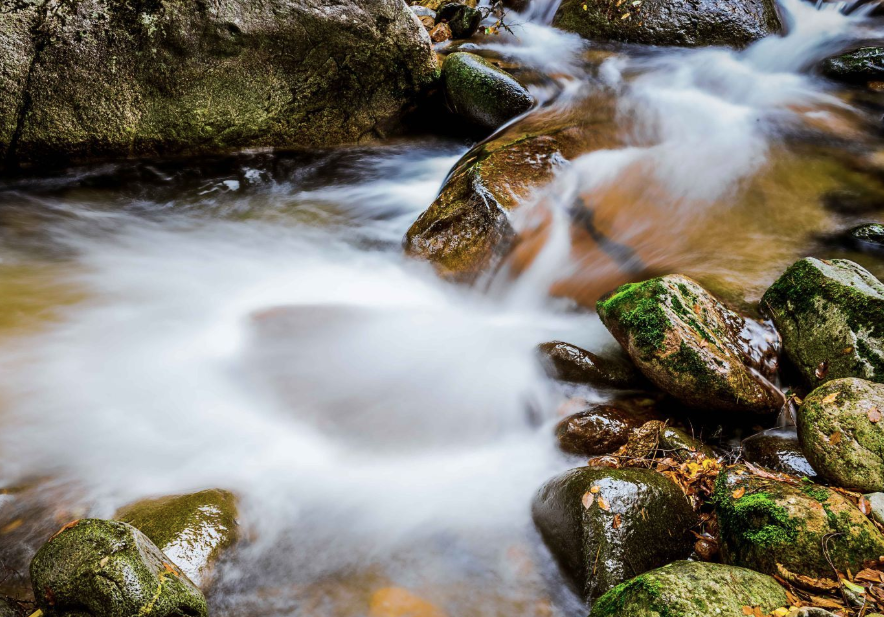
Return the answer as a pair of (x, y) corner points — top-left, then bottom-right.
(822, 47), (884, 83)
(532, 466), (696, 600)
(404, 126), (580, 280)
(589, 561), (788, 617)
(847, 223), (884, 254)
(553, 0), (780, 48)
(555, 404), (644, 456)
(441, 53), (533, 130)
(597, 275), (783, 415)
(30, 519), (208, 617)
(437, 4), (482, 39)
(1, 0), (438, 170)
(797, 378), (884, 492)
(741, 428), (817, 479)
(713, 468), (884, 583)
(537, 341), (640, 389)
(762, 258), (884, 388)
(115, 489), (239, 587)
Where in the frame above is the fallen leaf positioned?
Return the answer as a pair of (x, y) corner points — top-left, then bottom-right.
(98, 556), (109, 568)
(598, 496), (611, 511)
(1, 519), (23, 534)
(732, 487), (746, 499)
(822, 392), (839, 404)
(869, 408), (882, 423)
(830, 431), (842, 445)
(816, 361), (830, 380)
(613, 514), (622, 529)
(590, 486), (600, 494)
(860, 496), (873, 515)
(50, 520), (81, 541)
(582, 492), (595, 509)
(842, 346), (854, 355)
(620, 12), (630, 18)
(741, 606), (754, 616)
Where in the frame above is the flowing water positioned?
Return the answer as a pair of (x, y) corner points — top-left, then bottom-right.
(1, 1), (884, 615)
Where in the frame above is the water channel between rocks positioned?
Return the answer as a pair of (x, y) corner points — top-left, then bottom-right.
(1, 0), (884, 614)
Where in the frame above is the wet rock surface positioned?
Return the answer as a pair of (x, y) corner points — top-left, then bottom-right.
(441, 53), (534, 130)
(555, 404), (644, 456)
(589, 560), (789, 617)
(822, 47), (884, 83)
(714, 467), (884, 583)
(741, 428), (817, 479)
(30, 519), (208, 617)
(532, 466), (697, 600)
(0, 0), (438, 171)
(115, 489), (239, 588)
(437, 4), (482, 39)
(847, 223), (884, 254)
(797, 378), (884, 492)
(762, 258), (884, 388)
(553, 0), (781, 47)
(537, 341), (640, 389)
(597, 275), (783, 415)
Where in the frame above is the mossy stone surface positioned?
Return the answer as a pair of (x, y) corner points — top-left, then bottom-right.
(115, 489), (238, 587)
(797, 378), (884, 492)
(589, 560), (788, 617)
(1, 0), (438, 171)
(537, 341), (639, 389)
(553, 0), (781, 48)
(762, 258), (884, 388)
(531, 466), (696, 600)
(822, 47), (884, 82)
(441, 52), (533, 130)
(30, 518), (207, 617)
(597, 275), (784, 415)
(713, 467), (884, 583)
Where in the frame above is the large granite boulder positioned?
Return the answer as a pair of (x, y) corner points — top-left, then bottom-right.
(0, 0), (438, 170)
(762, 258), (884, 388)
(553, 0), (781, 48)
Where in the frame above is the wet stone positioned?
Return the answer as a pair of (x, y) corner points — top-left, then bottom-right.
(532, 466), (697, 600)
(537, 341), (640, 389)
(741, 428), (817, 480)
(555, 404), (644, 457)
(115, 489), (239, 588)
(713, 467), (884, 583)
(30, 519), (208, 617)
(797, 378), (884, 492)
(436, 4), (481, 39)
(847, 223), (884, 255)
(589, 561), (788, 617)
(822, 47), (884, 83)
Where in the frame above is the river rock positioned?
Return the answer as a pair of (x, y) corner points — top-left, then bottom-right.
(597, 275), (784, 415)
(115, 489), (239, 587)
(555, 404), (644, 456)
(741, 428), (817, 480)
(847, 223), (884, 254)
(437, 4), (482, 39)
(713, 467), (884, 583)
(615, 420), (715, 461)
(797, 378), (884, 492)
(404, 125), (581, 280)
(553, 0), (780, 48)
(532, 466), (696, 600)
(537, 341), (640, 389)
(822, 47), (884, 83)
(30, 519), (208, 617)
(589, 561), (788, 617)
(867, 492), (884, 526)
(0, 0), (438, 171)
(762, 258), (884, 388)
(441, 53), (533, 130)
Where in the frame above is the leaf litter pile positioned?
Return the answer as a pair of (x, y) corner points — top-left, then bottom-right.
(583, 421), (884, 617)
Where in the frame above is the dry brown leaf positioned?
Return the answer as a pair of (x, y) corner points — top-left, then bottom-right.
(741, 606), (754, 616)
(822, 392), (839, 404)
(870, 408), (882, 423)
(613, 514), (622, 529)
(860, 497), (873, 515)
(590, 486), (600, 494)
(830, 431), (842, 445)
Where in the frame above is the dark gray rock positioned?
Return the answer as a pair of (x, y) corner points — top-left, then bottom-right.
(741, 428), (817, 479)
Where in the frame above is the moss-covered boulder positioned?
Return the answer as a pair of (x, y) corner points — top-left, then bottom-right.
(713, 467), (884, 583)
(597, 275), (784, 415)
(0, 0), (438, 171)
(555, 404), (644, 457)
(441, 53), (533, 130)
(589, 560), (788, 617)
(30, 519), (208, 617)
(822, 47), (884, 83)
(115, 489), (238, 588)
(404, 126), (581, 280)
(797, 378), (884, 492)
(742, 428), (817, 480)
(553, 0), (780, 48)
(762, 258), (884, 388)
(531, 467), (696, 600)
(537, 341), (639, 389)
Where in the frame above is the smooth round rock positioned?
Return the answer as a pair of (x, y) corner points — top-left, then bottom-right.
(589, 561), (788, 617)
(714, 467), (884, 582)
(441, 52), (534, 130)
(797, 378), (884, 492)
(555, 404), (643, 456)
(30, 519), (208, 617)
(741, 428), (817, 479)
(537, 341), (640, 389)
(532, 466), (696, 600)
(848, 223), (884, 254)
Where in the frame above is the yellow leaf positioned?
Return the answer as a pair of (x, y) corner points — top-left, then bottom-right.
(822, 392), (838, 404)
(732, 487), (746, 499)
(590, 486), (600, 494)
(829, 431), (842, 445)
(598, 496), (611, 511)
